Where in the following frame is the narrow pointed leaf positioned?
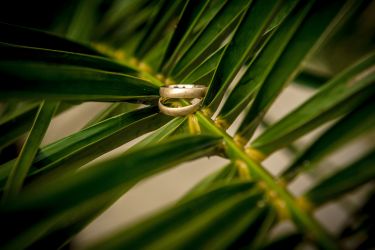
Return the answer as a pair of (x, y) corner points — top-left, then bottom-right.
(2, 102), (58, 202)
(181, 163), (237, 201)
(229, 206), (276, 249)
(25, 185), (130, 250)
(142, 31), (172, 70)
(83, 103), (138, 128)
(0, 135), (222, 249)
(98, 0), (150, 36)
(87, 182), (263, 250)
(0, 42), (136, 75)
(130, 117), (186, 151)
(134, 0), (184, 59)
(264, 0), (302, 33)
(219, 0), (311, 122)
(0, 61), (158, 101)
(204, 0), (281, 110)
(65, 0), (101, 42)
(282, 98), (375, 181)
(26, 116), (185, 249)
(0, 102), (75, 150)
(0, 102), (18, 119)
(294, 70), (330, 88)
(160, 0), (210, 74)
(180, 46), (225, 84)
(104, 6), (155, 48)
(192, 0), (227, 33)
(153, 196), (269, 250)
(306, 149), (375, 206)
(237, 0), (355, 140)
(0, 103), (40, 150)
(252, 52), (375, 156)
(171, 0), (249, 78)
(0, 22), (100, 55)
(0, 107), (169, 186)
(260, 119), (300, 156)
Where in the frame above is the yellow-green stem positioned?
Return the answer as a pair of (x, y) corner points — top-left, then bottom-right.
(195, 111), (338, 249)
(121, 57), (338, 250)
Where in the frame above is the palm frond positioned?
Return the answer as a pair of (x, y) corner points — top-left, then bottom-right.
(0, 0), (373, 249)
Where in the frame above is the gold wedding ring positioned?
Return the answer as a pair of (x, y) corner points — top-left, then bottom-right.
(158, 84), (207, 117)
(159, 84), (207, 99)
(158, 98), (202, 116)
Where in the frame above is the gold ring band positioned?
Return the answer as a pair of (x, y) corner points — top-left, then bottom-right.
(159, 84), (207, 99)
(158, 98), (202, 116)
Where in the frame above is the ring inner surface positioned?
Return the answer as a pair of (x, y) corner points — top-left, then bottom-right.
(160, 97), (200, 107)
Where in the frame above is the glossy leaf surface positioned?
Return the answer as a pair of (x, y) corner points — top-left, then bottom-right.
(204, 0), (281, 110)
(306, 149), (375, 205)
(252, 52), (375, 156)
(0, 135), (222, 249)
(237, 0), (353, 140)
(0, 61), (158, 101)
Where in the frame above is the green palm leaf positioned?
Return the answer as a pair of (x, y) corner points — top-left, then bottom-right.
(0, 0), (373, 249)
(237, 0), (356, 140)
(252, 52), (375, 156)
(203, 0), (282, 110)
(0, 107), (168, 186)
(306, 149), (375, 206)
(282, 97), (375, 180)
(0, 22), (100, 55)
(218, 0), (312, 123)
(134, 0), (184, 59)
(160, 0), (210, 74)
(0, 135), (221, 248)
(0, 102), (75, 150)
(171, 0), (248, 79)
(0, 43), (136, 75)
(86, 182), (265, 250)
(2, 102), (58, 202)
(0, 61), (158, 101)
